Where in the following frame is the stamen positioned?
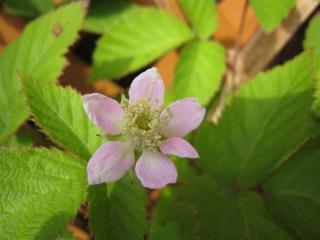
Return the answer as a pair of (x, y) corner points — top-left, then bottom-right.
(121, 98), (163, 151)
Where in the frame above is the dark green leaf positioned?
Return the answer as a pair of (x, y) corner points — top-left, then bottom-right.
(195, 53), (319, 188)
(177, 176), (292, 239)
(88, 175), (148, 240)
(83, 0), (138, 34)
(5, 0), (55, 19)
(264, 135), (320, 239)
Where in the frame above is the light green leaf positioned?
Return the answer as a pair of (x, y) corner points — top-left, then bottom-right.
(0, 148), (86, 240)
(22, 76), (103, 160)
(88, 175), (148, 240)
(0, 3), (84, 143)
(172, 40), (225, 105)
(264, 135), (320, 239)
(179, 0), (217, 39)
(249, 0), (295, 32)
(178, 176), (292, 240)
(4, 0), (55, 18)
(91, 7), (193, 80)
(304, 15), (320, 117)
(83, 0), (138, 34)
(195, 53), (320, 188)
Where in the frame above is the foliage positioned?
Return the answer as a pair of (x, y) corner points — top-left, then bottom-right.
(0, 148), (86, 239)
(88, 175), (148, 240)
(4, 0), (55, 19)
(0, 2), (84, 144)
(1, 1), (320, 240)
(91, 7), (193, 80)
(249, 0), (295, 32)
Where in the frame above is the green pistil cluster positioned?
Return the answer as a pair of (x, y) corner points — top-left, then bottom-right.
(121, 98), (163, 151)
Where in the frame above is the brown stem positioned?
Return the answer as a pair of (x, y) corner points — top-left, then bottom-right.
(230, 0), (249, 88)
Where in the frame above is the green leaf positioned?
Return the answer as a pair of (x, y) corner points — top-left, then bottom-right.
(249, 0), (295, 32)
(304, 15), (320, 117)
(172, 40), (225, 105)
(194, 53), (320, 188)
(0, 148), (86, 240)
(4, 0), (55, 18)
(83, 0), (138, 34)
(179, 0), (217, 39)
(22, 76), (103, 160)
(56, 229), (76, 240)
(149, 192), (196, 240)
(263, 135), (320, 239)
(178, 176), (292, 239)
(0, 3), (84, 143)
(88, 175), (148, 240)
(91, 7), (193, 80)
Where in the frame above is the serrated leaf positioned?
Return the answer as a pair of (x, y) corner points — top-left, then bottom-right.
(88, 175), (148, 240)
(177, 176), (292, 240)
(195, 53), (320, 188)
(0, 148), (86, 240)
(22, 76), (103, 160)
(4, 0), (55, 18)
(263, 135), (320, 239)
(0, 3), (84, 143)
(91, 7), (193, 80)
(172, 40), (225, 105)
(249, 0), (295, 32)
(304, 15), (320, 117)
(83, 0), (138, 34)
(179, 0), (217, 39)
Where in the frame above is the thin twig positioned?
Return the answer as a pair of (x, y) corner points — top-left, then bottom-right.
(230, 0), (249, 89)
(210, 0), (249, 122)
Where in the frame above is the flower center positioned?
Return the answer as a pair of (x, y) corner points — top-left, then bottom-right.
(121, 98), (162, 151)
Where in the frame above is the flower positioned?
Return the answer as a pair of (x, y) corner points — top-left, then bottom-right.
(83, 67), (205, 189)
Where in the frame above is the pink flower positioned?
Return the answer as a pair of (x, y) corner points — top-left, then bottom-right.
(83, 67), (205, 189)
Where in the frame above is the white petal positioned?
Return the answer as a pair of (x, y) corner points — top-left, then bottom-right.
(160, 98), (205, 137)
(160, 137), (199, 158)
(87, 141), (134, 185)
(83, 93), (124, 135)
(129, 67), (165, 107)
(135, 151), (177, 189)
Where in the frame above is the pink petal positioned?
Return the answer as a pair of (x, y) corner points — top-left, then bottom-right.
(129, 67), (165, 107)
(87, 141), (134, 185)
(83, 93), (124, 135)
(160, 137), (199, 158)
(135, 151), (177, 189)
(160, 98), (206, 137)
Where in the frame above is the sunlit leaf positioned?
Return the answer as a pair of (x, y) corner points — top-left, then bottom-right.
(172, 40), (225, 105)
(22, 76), (103, 160)
(0, 3), (84, 143)
(91, 7), (193, 80)
(0, 148), (86, 239)
(83, 0), (138, 34)
(195, 53), (319, 188)
(249, 0), (295, 32)
(179, 0), (217, 39)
